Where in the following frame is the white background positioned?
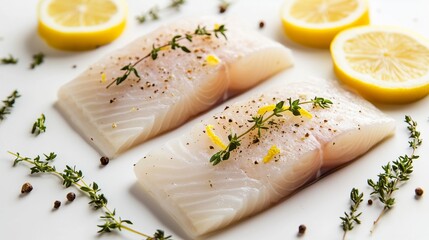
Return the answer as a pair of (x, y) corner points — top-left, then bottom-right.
(1, 0), (429, 239)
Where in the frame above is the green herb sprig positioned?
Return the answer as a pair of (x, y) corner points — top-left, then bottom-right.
(1, 54), (18, 64)
(0, 90), (20, 121)
(9, 151), (172, 240)
(30, 52), (44, 69)
(136, 0), (186, 24)
(340, 188), (363, 240)
(106, 24), (228, 88)
(367, 115), (422, 233)
(209, 97), (333, 165)
(31, 113), (46, 136)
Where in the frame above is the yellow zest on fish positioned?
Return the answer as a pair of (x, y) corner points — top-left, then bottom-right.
(298, 108), (313, 119)
(257, 104), (276, 115)
(205, 54), (221, 66)
(101, 73), (107, 83)
(206, 125), (226, 149)
(262, 145), (281, 163)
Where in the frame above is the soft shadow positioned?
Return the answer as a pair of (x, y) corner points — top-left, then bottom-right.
(128, 182), (189, 240)
(25, 28), (107, 58)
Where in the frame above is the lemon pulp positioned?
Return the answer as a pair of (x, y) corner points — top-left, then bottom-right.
(38, 0), (127, 51)
(331, 26), (429, 103)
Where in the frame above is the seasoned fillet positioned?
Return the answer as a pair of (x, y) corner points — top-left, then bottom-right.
(134, 78), (395, 238)
(57, 17), (294, 157)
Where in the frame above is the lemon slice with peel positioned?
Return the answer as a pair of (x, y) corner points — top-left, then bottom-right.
(331, 26), (429, 103)
(281, 0), (369, 48)
(38, 0), (127, 51)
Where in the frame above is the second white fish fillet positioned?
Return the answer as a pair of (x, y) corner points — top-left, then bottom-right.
(134, 78), (395, 238)
(57, 17), (293, 157)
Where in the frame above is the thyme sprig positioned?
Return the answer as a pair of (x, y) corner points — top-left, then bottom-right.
(367, 115), (422, 233)
(31, 113), (46, 136)
(30, 52), (44, 69)
(0, 90), (20, 121)
(106, 24), (228, 88)
(209, 97), (333, 165)
(1, 54), (18, 64)
(9, 151), (172, 240)
(136, 0), (186, 24)
(340, 188), (363, 240)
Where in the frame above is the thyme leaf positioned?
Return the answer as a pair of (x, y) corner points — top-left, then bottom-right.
(1, 54), (18, 64)
(0, 90), (20, 121)
(31, 113), (46, 136)
(30, 52), (44, 69)
(340, 188), (363, 240)
(136, 0), (186, 24)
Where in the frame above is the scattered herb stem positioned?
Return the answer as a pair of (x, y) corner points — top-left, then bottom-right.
(31, 113), (46, 136)
(1, 54), (18, 64)
(0, 90), (20, 121)
(209, 97), (333, 165)
(106, 24), (227, 88)
(340, 188), (363, 240)
(367, 115), (422, 233)
(136, 0), (186, 24)
(9, 152), (172, 240)
(30, 52), (44, 69)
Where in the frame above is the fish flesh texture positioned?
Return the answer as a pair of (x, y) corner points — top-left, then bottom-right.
(57, 17), (294, 157)
(134, 78), (395, 238)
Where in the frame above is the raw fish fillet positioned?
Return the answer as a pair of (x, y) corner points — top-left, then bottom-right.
(134, 78), (395, 238)
(57, 17), (293, 157)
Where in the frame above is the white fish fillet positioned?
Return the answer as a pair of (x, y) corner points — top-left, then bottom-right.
(57, 17), (293, 157)
(134, 78), (395, 238)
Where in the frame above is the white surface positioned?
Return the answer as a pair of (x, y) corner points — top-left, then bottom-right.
(1, 0), (428, 239)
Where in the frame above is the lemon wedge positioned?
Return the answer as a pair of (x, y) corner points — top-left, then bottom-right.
(331, 26), (429, 103)
(38, 0), (127, 51)
(281, 0), (369, 48)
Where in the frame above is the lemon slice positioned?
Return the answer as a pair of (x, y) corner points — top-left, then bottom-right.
(331, 26), (429, 103)
(281, 0), (369, 48)
(38, 0), (127, 51)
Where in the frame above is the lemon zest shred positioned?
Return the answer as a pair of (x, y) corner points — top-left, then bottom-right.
(160, 45), (170, 51)
(262, 145), (281, 163)
(298, 108), (313, 119)
(205, 54), (220, 66)
(101, 73), (107, 83)
(214, 23), (220, 30)
(257, 104), (276, 115)
(205, 125), (226, 149)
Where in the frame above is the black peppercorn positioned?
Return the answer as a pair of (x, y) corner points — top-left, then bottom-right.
(53, 200), (61, 209)
(415, 187), (424, 197)
(298, 224), (306, 235)
(219, 5), (227, 13)
(100, 156), (109, 165)
(67, 192), (76, 202)
(259, 21), (265, 29)
(21, 182), (33, 193)
(368, 199), (373, 205)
